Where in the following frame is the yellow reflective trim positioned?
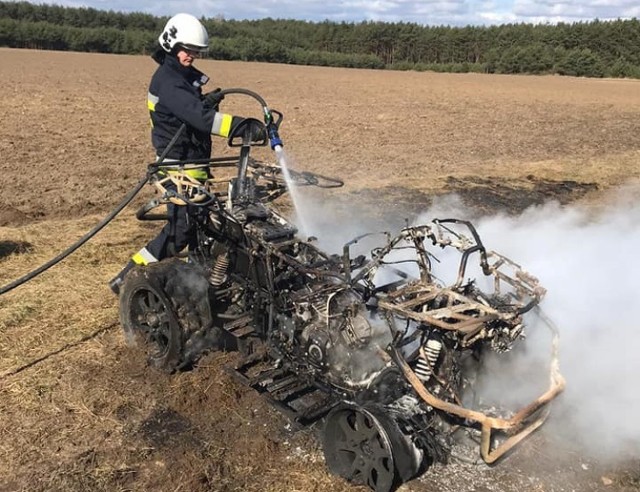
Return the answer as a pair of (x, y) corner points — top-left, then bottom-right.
(132, 248), (158, 266)
(147, 92), (159, 112)
(132, 252), (147, 265)
(165, 169), (208, 181)
(184, 169), (208, 180)
(220, 113), (233, 137)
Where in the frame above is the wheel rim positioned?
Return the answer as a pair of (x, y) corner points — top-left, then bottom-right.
(324, 407), (395, 492)
(129, 286), (173, 362)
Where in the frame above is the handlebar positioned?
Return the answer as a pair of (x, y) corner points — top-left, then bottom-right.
(145, 88), (342, 206)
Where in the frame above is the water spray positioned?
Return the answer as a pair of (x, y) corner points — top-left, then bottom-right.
(262, 106), (312, 236)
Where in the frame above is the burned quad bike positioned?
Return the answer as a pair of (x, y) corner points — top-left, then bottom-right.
(118, 90), (565, 492)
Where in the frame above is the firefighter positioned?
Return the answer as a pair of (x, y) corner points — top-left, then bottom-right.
(110, 13), (243, 294)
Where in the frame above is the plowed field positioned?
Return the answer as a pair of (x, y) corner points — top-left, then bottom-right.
(1, 48), (639, 492)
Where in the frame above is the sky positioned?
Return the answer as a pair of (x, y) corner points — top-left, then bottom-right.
(27, 0), (640, 26)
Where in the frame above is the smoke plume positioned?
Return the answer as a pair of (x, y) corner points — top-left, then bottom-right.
(294, 183), (640, 460)
(464, 188), (640, 460)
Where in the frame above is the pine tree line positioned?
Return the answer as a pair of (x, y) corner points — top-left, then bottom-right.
(1, 1), (639, 77)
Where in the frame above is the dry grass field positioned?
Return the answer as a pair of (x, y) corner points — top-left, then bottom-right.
(1, 47), (639, 492)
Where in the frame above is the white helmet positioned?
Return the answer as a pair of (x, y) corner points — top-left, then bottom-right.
(158, 13), (209, 53)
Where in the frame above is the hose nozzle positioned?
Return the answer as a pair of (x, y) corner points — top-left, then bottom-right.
(267, 123), (283, 150)
(263, 107), (284, 150)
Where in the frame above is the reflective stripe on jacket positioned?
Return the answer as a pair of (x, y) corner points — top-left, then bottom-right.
(148, 54), (212, 161)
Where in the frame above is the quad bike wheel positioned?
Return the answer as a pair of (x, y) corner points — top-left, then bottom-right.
(119, 269), (183, 371)
(323, 404), (422, 492)
(119, 260), (218, 372)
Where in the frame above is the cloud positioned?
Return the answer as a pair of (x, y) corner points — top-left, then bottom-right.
(513, 0), (640, 21)
(23, 0), (640, 26)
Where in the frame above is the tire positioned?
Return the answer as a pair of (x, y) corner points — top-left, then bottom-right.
(119, 266), (183, 371)
(322, 403), (423, 492)
(119, 259), (215, 372)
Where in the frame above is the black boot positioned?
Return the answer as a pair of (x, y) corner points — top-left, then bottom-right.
(109, 261), (135, 295)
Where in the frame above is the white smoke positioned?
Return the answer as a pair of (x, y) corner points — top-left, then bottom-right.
(418, 187), (640, 461)
(294, 181), (640, 460)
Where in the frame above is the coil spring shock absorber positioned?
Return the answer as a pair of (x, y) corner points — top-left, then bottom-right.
(414, 334), (442, 382)
(209, 251), (230, 286)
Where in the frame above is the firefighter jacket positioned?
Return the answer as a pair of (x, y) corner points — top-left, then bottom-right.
(148, 53), (211, 160)
(147, 52), (237, 179)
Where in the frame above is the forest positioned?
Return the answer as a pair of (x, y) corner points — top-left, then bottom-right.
(1, 1), (640, 78)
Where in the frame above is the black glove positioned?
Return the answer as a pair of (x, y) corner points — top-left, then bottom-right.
(205, 88), (225, 110)
(250, 122), (267, 142)
(228, 117), (267, 143)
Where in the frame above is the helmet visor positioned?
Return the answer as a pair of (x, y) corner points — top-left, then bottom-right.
(179, 43), (208, 54)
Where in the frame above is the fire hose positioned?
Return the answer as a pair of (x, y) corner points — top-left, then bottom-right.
(0, 88), (342, 296)
(0, 124), (186, 296)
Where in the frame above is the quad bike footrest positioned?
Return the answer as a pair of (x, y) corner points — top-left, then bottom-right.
(226, 355), (337, 428)
(222, 314), (256, 338)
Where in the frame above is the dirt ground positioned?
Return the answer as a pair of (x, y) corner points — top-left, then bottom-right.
(0, 47), (639, 492)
